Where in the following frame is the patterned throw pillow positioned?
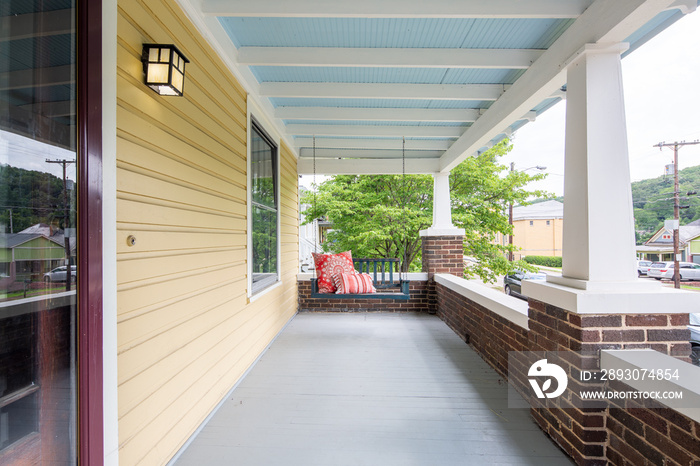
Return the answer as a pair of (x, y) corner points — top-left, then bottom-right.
(312, 251), (355, 293)
(334, 272), (377, 295)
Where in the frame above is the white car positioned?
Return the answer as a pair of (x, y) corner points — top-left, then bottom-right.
(43, 265), (77, 283)
(636, 260), (653, 277)
(647, 261), (700, 281)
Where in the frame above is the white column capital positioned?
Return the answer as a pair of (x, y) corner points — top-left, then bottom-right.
(562, 42), (629, 69)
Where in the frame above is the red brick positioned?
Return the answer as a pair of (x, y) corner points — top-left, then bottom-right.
(601, 329), (645, 342)
(669, 313), (690, 326)
(580, 315), (622, 328)
(647, 329), (691, 341)
(669, 425), (700, 457)
(625, 314), (668, 327)
(644, 427), (694, 466)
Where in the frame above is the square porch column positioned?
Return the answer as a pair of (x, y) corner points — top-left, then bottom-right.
(524, 43), (699, 313)
(420, 172), (465, 277)
(522, 43), (696, 466)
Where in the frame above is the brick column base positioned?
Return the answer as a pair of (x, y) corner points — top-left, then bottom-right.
(420, 235), (464, 278)
(527, 298), (691, 465)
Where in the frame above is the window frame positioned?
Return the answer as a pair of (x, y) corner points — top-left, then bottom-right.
(246, 100), (282, 298)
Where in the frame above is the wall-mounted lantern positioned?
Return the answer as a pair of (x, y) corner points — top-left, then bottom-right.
(142, 44), (189, 96)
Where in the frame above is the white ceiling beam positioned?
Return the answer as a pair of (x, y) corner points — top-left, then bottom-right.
(260, 83), (506, 101)
(276, 107), (480, 122)
(285, 124), (466, 138)
(239, 47), (543, 69)
(438, 0), (678, 172)
(295, 137), (453, 151)
(202, 0), (592, 18)
(0, 65), (73, 91)
(298, 157), (441, 175)
(0, 9), (73, 42)
(299, 148), (443, 159)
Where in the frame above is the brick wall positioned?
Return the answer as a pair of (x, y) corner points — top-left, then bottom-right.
(436, 282), (528, 378)
(430, 282), (698, 466)
(421, 236), (464, 277)
(607, 395), (700, 465)
(298, 279), (431, 313)
(527, 298), (692, 466)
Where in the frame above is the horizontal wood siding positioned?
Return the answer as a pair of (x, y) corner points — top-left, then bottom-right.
(116, 1), (298, 464)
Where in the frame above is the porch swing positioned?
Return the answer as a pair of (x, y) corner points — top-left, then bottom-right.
(309, 137), (411, 300)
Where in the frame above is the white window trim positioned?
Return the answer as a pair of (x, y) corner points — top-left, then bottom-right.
(247, 97), (282, 299)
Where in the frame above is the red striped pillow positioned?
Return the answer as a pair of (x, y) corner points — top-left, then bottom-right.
(334, 272), (377, 294)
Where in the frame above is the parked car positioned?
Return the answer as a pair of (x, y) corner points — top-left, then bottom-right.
(43, 265), (77, 283)
(689, 313), (700, 367)
(636, 260), (653, 277)
(647, 261), (700, 281)
(504, 270), (547, 299)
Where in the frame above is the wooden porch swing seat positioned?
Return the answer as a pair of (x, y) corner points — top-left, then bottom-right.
(310, 258), (410, 300)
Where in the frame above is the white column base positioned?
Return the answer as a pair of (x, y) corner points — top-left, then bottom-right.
(523, 277), (700, 315)
(420, 227), (465, 237)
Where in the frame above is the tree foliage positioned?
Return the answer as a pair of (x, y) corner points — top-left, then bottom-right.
(301, 139), (549, 281)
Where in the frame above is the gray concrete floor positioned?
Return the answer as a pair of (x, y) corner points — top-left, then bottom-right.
(174, 312), (572, 466)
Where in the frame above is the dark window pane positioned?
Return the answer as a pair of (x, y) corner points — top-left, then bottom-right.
(251, 123), (278, 294)
(0, 0), (77, 463)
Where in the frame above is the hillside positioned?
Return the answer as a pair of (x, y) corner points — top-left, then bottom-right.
(632, 164), (700, 243)
(0, 165), (67, 233)
(530, 165), (700, 244)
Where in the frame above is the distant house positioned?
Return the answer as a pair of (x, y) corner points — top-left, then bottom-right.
(0, 223), (76, 288)
(495, 200), (563, 260)
(638, 219), (700, 263)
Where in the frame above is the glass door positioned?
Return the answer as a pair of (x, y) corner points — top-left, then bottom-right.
(0, 0), (78, 463)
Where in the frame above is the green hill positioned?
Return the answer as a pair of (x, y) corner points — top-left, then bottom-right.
(528, 165), (700, 244)
(632, 165), (700, 243)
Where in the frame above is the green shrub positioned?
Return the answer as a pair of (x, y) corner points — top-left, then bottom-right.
(523, 255), (562, 267)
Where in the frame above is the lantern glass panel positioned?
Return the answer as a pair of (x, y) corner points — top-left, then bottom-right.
(147, 63), (169, 84)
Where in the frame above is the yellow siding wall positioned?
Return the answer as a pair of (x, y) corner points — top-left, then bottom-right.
(116, 1), (298, 464)
(511, 218), (563, 260)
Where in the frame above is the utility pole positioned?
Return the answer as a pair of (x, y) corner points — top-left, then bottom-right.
(654, 140), (700, 289)
(46, 159), (76, 292)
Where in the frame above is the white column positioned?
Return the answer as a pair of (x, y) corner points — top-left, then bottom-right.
(553, 43), (639, 287)
(420, 173), (465, 237)
(522, 43), (700, 314)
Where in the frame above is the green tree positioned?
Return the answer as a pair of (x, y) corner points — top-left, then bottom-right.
(301, 139), (549, 282)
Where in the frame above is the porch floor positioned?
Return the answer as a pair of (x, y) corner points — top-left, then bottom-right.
(173, 312), (572, 465)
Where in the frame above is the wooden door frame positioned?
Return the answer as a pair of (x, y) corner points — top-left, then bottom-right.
(78, 0), (104, 463)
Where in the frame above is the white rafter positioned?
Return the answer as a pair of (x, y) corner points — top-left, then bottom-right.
(238, 47), (544, 69)
(299, 148), (443, 159)
(285, 124), (466, 138)
(202, 0), (592, 18)
(298, 157), (441, 175)
(438, 0), (679, 172)
(260, 83), (505, 101)
(275, 107), (480, 122)
(295, 138), (452, 151)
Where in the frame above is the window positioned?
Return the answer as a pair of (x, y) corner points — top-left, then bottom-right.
(546, 220), (551, 226)
(249, 119), (279, 294)
(529, 221), (534, 226)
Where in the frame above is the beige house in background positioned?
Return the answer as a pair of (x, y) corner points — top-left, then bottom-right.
(496, 200), (563, 260)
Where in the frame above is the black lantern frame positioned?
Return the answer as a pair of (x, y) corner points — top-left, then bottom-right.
(142, 44), (190, 96)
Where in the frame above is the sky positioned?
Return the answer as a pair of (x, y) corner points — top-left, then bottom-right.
(505, 10), (700, 197)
